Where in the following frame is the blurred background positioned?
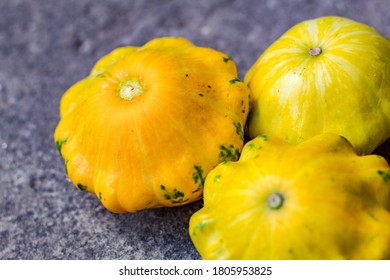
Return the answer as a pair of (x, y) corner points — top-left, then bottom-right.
(0, 0), (389, 259)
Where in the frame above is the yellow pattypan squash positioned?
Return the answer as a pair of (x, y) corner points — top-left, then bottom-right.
(189, 133), (390, 259)
(54, 37), (250, 213)
(245, 16), (390, 155)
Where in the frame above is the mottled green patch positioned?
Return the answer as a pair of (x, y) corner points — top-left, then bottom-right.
(219, 145), (240, 161)
(55, 138), (68, 153)
(192, 221), (207, 237)
(96, 73), (106, 79)
(98, 192), (103, 200)
(192, 165), (205, 193)
(229, 78), (241, 84)
(240, 99), (245, 113)
(160, 185), (188, 204)
(223, 56), (232, 63)
(214, 174), (221, 183)
(64, 160), (69, 176)
(378, 170), (390, 182)
(246, 143), (257, 150)
(77, 183), (88, 191)
(257, 134), (268, 141)
(233, 121), (244, 141)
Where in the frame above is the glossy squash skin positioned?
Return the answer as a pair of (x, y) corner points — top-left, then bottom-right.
(189, 133), (390, 259)
(54, 37), (250, 213)
(245, 16), (390, 155)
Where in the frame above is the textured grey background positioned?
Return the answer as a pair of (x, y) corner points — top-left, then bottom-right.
(0, 0), (389, 260)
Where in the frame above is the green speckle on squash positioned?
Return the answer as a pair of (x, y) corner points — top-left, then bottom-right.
(192, 221), (207, 236)
(223, 56), (232, 63)
(192, 165), (205, 193)
(377, 170), (390, 182)
(55, 138), (68, 153)
(233, 121), (244, 141)
(97, 192), (107, 201)
(229, 78), (241, 84)
(214, 174), (221, 183)
(173, 189), (184, 199)
(257, 134), (268, 141)
(64, 159), (69, 176)
(160, 185), (188, 204)
(219, 145), (240, 161)
(96, 73), (106, 79)
(246, 143), (258, 150)
(77, 183), (88, 191)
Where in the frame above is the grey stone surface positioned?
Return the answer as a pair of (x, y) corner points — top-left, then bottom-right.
(0, 0), (389, 260)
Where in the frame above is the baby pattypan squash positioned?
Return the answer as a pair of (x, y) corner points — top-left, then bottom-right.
(245, 16), (390, 155)
(54, 37), (250, 213)
(189, 133), (390, 259)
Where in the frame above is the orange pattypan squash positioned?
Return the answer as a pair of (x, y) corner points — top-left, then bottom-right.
(54, 37), (250, 213)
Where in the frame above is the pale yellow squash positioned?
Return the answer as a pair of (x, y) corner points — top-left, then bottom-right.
(189, 133), (390, 259)
(245, 16), (390, 155)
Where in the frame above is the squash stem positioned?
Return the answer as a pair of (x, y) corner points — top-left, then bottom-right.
(118, 78), (144, 100)
(309, 47), (322, 56)
(267, 192), (284, 209)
